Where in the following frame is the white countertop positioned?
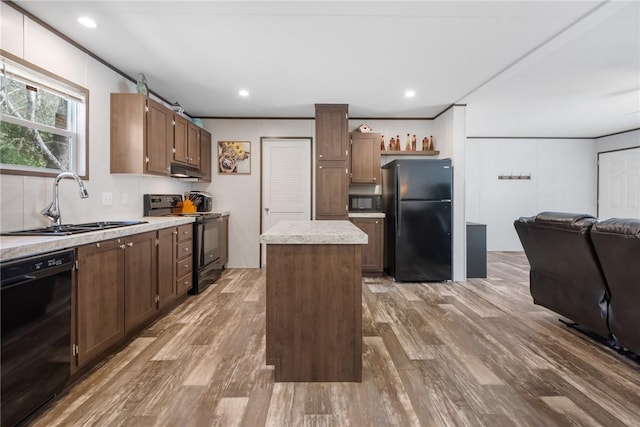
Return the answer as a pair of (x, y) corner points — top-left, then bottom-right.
(0, 216), (195, 261)
(348, 212), (385, 218)
(260, 220), (367, 245)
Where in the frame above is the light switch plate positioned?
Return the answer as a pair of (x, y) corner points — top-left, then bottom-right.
(102, 192), (113, 206)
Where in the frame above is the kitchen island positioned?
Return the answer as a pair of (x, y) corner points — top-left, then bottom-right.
(260, 220), (367, 382)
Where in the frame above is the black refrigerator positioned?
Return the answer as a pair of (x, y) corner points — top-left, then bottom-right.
(382, 159), (452, 282)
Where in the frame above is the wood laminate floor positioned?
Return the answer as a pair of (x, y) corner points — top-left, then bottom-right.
(32, 252), (640, 426)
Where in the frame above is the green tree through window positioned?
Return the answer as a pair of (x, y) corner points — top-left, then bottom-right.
(1, 56), (87, 175)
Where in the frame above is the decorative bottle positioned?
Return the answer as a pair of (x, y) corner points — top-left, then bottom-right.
(405, 134), (411, 151)
(380, 135), (385, 151)
(428, 135), (434, 151)
(422, 137), (428, 151)
(411, 134), (417, 151)
(396, 135), (400, 151)
(389, 137), (396, 151)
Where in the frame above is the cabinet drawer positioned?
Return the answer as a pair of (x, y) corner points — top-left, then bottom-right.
(177, 273), (192, 294)
(177, 240), (192, 257)
(177, 256), (192, 278)
(177, 224), (193, 242)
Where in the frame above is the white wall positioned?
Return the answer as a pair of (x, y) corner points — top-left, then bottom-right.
(466, 138), (597, 251)
(432, 106), (466, 281)
(595, 129), (640, 152)
(0, 8), (192, 232)
(191, 119), (314, 268)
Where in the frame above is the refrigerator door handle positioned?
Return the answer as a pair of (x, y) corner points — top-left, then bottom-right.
(396, 179), (401, 237)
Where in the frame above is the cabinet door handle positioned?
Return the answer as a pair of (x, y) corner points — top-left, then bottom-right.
(127, 242), (134, 247)
(373, 177), (376, 181)
(184, 264), (189, 268)
(120, 244), (126, 249)
(173, 231), (178, 235)
(184, 247), (190, 251)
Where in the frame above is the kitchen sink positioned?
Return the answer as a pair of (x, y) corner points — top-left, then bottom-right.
(1, 220), (148, 236)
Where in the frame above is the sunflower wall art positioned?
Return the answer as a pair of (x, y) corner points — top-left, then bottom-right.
(218, 141), (251, 174)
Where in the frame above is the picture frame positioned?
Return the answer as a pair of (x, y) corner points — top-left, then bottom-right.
(217, 141), (251, 174)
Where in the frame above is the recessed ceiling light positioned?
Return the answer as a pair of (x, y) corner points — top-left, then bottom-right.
(404, 90), (416, 98)
(238, 89), (249, 97)
(78, 16), (97, 28)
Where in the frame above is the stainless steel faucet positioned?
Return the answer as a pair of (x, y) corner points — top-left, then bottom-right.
(41, 171), (89, 226)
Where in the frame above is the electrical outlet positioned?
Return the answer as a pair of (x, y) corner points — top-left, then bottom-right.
(102, 192), (113, 206)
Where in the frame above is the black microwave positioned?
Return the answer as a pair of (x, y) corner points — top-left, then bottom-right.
(349, 194), (382, 212)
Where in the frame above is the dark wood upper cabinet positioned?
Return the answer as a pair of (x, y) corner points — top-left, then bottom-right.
(187, 122), (201, 168)
(173, 114), (189, 164)
(316, 161), (349, 220)
(315, 104), (349, 220)
(110, 93), (171, 176)
(315, 104), (349, 161)
(350, 132), (381, 184)
(199, 129), (212, 183)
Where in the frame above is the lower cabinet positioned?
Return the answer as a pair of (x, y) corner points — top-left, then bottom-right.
(75, 238), (125, 370)
(74, 225), (191, 372)
(123, 232), (157, 334)
(350, 218), (384, 273)
(176, 224), (193, 295)
(157, 227), (177, 309)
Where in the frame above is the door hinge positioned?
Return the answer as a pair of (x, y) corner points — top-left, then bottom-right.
(155, 295), (160, 303)
(345, 168), (349, 174)
(172, 119), (176, 125)
(145, 156), (150, 163)
(74, 260), (79, 270)
(346, 204), (349, 212)
(145, 106), (149, 113)
(72, 344), (79, 356)
(346, 150), (349, 156)
(350, 172), (353, 178)
(155, 238), (159, 246)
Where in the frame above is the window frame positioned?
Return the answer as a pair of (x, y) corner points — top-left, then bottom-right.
(0, 50), (90, 180)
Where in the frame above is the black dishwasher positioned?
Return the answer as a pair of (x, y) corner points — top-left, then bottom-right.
(1, 249), (75, 427)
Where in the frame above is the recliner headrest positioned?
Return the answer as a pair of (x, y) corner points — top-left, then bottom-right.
(592, 218), (640, 237)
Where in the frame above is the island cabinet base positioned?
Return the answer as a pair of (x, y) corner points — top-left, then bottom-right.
(266, 244), (362, 382)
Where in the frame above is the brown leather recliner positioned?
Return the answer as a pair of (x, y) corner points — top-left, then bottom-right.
(590, 218), (640, 354)
(514, 212), (610, 338)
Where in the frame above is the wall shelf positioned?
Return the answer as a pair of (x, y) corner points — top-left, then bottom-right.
(381, 150), (440, 156)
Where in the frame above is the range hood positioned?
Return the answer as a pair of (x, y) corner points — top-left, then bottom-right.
(170, 163), (204, 179)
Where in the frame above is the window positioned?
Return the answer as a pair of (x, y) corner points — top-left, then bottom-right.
(0, 55), (88, 178)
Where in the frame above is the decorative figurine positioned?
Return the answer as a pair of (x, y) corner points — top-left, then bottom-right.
(422, 137), (429, 151)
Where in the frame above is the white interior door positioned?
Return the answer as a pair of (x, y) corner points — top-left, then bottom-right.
(261, 138), (312, 267)
(598, 147), (640, 219)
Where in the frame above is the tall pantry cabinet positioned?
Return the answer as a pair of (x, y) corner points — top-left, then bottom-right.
(315, 104), (349, 220)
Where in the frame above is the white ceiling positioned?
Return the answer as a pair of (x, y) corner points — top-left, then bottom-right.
(10, 1), (640, 138)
